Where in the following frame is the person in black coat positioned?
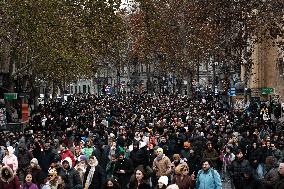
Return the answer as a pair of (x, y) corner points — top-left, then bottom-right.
(113, 152), (134, 189)
(129, 141), (149, 169)
(248, 142), (260, 171)
(33, 141), (56, 176)
(58, 157), (82, 189)
(92, 141), (109, 170)
(83, 155), (106, 189)
(229, 149), (251, 189)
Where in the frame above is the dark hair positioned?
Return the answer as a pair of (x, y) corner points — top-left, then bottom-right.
(103, 177), (121, 189)
(201, 160), (212, 166)
(236, 148), (243, 154)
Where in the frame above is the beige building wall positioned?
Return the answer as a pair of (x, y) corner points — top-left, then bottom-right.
(250, 38), (284, 102)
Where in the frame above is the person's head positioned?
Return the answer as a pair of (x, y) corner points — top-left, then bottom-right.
(44, 142), (50, 151)
(18, 144), (25, 152)
(57, 175), (64, 185)
(47, 168), (57, 181)
(110, 154), (118, 162)
(135, 165), (147, 182)
(7, 146), (14, 156)
(133, 141), (139, 150)
(225, 145), (233, 153)
(202, 160), (211, 171)
(157, 176), (168, 188)
(104, 177), (120, 189)
(183, 141), (190, 149)
(59, 143), (67, 151)
(206, 141), (213, 149)
(78, 155), (87, 165)
(88, 155), (98, 167)
(252, 142), (257, 149)
(118, 152), (125, 160)
(160, 136), (167, 143)
(156, 148), (163, 157)
(62, 157), (72, 170)
(86, 138), (92, 147)
(175, 163), (189, 175)
(236, 149), (243, 159)
(1, 166), (13, 181)
(30, 158), (39, 168)
(270, 143), (276, 150)
(172, 154), (180, 162)
(278, 163), (284, 176)
(25, 173), (33, 184)
(75, 146), (81, 154)
(266, 141), (271, 147)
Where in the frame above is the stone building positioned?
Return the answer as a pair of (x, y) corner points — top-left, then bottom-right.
(249, 37), (284, 103)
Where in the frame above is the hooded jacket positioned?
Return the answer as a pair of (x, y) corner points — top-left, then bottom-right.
(0, 166), (20, 189)
(2, 146), (18, 172)
(58, 157), (82, 189)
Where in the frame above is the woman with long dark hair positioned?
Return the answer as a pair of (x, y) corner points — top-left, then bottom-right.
(128, 165), (150, 189)
(103, 177), (121, 189)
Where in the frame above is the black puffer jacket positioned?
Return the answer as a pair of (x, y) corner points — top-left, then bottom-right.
(229, 158), (250, 188)
(58, 167), (82, 189)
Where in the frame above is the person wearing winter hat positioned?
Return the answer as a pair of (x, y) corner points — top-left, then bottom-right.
(30, 158), (38, 165)
(2, 146), (18, 173)
(26, 158), (45, 188)
(75, 155), (88, 183)
(156, 176), (168, 189)
(153, 148), (172, 177)
(0, 165), (20, 189)
(59, 143), (76, 167)
(58, 157), (82, 189)
(83, 155), (105, 189)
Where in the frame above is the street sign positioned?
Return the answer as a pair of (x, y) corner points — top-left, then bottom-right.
(230, 87), (236, 96)
(261, 87), (274, 95)
(4, 93), (17, 100)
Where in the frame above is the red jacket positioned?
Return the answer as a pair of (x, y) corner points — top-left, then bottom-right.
(60, 149), (75, 167)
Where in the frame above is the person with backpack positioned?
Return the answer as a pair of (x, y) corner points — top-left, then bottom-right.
(195, 160), (222, 189)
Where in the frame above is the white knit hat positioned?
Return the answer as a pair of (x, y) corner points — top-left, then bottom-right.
(7, 146), (14, 154)
(158, 176), (168, 186)
(30, 158), (38, 165)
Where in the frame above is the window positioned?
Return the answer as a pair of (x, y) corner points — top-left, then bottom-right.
(83, 85), (86, 93)
(75, 86), (77, 94)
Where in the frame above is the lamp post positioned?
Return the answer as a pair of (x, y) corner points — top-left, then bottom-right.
(211, 61), (219, 95)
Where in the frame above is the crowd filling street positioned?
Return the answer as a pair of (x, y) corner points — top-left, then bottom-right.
(0, 93), (284, 189)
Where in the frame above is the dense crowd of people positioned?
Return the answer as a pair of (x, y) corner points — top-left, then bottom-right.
(0, 93), (284, 189)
